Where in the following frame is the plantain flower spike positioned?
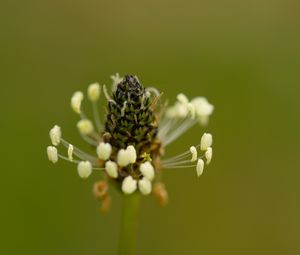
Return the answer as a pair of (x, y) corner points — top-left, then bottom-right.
(46, 74), (214, 208)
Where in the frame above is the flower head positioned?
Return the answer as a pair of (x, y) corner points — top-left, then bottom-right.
(47, 74), (214, 209)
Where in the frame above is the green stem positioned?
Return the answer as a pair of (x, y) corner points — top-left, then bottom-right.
(117, 193), (140, 255)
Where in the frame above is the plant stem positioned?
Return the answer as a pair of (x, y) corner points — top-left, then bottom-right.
(117, 193), (140, 255)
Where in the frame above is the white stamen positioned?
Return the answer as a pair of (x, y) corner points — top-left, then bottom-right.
(196, 159), (204, 177)
(163, 118), (196, 146)
(60, 138), (98, 163)
(97, 142), (112, 161)
(77, 161), (92, 179)
(111, 73), (123, 91)
(103, 84), (111, 101)
(191, 97), (214, 125)
(190, 146), (197, 162)
(187, 103), (196, 119)
(68, 144), (74, 161)
(122, 176), (137, 194)
(47, 146), (58, 163)
(77, 119), (94, 135)
(205, 147), (213, 165)
(127, 145), (137, 164)
(140, 161), (155, 181)
(117, 149), (130, 167)
(71, 91), (84, 114)
(49, 125), (62, 146)
(138, 177), (152, 195)
(200, 133), (213, 151)
(146, 87), (160, 96)
(87, 83), (101, 102)
(105, 161), (118, 178)
(177, 93), (189, 105)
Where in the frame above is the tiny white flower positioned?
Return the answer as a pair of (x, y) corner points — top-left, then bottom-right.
(138, 177), (152, 195)
(77, 119), (94, 135)
(200, 133), (213, 151)
(97, 142), (112, 161)
(47, 146), (58, 163)
(177, 93), (189, 105)
(191, 97), (214, 125)
(87, 83), (101, 102)
(105, 161), (118, 178)
(140, 161), (155, 181)
(49, 125), (61, 146)
(196, 159), (204, 177)
(117, 149), (130, 167)
(190, 146), (197, 162)
(205, 147), (213, 165)
(127, 145), (137, 164)
(68, 144), (74, 161)
(71, 91), (84, 114)
(77, 161), (92, 179)
(122, 176), (137, 194)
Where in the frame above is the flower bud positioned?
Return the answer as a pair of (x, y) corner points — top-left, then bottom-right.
(138, 178), (152, 195)
(87, 83), (101, 102)
(47, 146), (58, 163)
(49, 125), (61, 146)
(77, 161), (92, 179)
(122, 176), (137, 194)
(200, 133), (213, 151)
(97, 142), (112, 161)
(140, 161), (155, 181)
(105, 161), (118, 178)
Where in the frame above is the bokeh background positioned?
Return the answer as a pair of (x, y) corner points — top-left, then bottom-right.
(1, 0), (300, 254)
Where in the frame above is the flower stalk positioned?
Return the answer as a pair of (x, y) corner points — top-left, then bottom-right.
(118, 193), (140, 255)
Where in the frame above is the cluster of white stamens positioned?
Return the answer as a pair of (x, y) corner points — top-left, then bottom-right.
(159, 93), (214, 146)
(46, 75), (215, 197)
(161, 132), (213, 177)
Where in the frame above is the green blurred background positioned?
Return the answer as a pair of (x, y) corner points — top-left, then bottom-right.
(1, 0), (300, 254)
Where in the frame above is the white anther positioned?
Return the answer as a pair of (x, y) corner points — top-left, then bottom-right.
(97, 142), (112, 161)
(77, 161), (92, 179)
(117, 149), (130, 167)
(47, 146), (58, 163)
(190, 146), (197, 162)
(140, 161), (155, 181)
(200, 133), (213, 151)
(138, 177), (152, 195)
(77, 119), (94, 135)
(105, 161), (118, 178)
(71, 91), (84, 114)
(177, 93), (189, 105)
(205, 147), (213, 165)
(127, 145), (137, 164)
(122, 176), (137, 194)
(87, 83), (101, 102)
(196, 159), (204, 177)
(68, 144), (74, 161)
(49, 125), (61, 146)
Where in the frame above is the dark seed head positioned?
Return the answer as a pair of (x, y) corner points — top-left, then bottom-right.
(105, 75), (159, 153)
